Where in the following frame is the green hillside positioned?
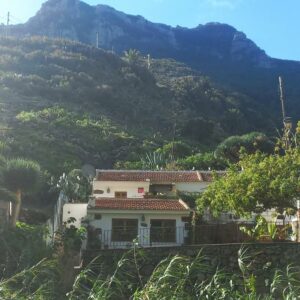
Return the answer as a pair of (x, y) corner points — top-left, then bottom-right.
(0, 37), (276, 175)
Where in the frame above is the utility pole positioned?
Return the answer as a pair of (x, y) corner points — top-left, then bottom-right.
(147, 54), (151, 69)
(96, 31), (99, 48)
(6, 12), (10, 37)
(279, 76), (292, 149)
(279, 76), (286, 123)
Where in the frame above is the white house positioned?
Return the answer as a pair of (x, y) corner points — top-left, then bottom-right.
(62, 170), (224, 249)
(85, 170), (221, 249)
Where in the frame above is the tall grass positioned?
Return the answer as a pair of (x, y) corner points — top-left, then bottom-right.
(0, 259), (62, 300)
(2, 246), (300, 299)
(70, 246), (300, 300)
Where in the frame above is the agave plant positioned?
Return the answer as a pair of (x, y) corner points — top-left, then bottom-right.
(140, 152), (169, 170)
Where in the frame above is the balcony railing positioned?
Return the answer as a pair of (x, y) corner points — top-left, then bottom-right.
(88, 226), (187, 250)
(86, 221), (297, 250)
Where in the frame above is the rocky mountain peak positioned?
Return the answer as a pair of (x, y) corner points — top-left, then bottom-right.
(11, 0), (272, 68)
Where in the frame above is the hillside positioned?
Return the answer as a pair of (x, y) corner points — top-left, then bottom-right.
(7, 0), (300, 122)
(0, 37), (274, 175)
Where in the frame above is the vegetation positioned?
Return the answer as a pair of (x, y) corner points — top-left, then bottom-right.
(214, 132), (273, 163)
(3, 158), (41, 227)
(0, 222), (51, 278)
(197, 120), (300, 218)
(2, 245), (300, 299)
(198, 148), (300, 218)
(0, 37), (278, 176)
(55, 169), (92, 203)
(0, 36), (299, 300)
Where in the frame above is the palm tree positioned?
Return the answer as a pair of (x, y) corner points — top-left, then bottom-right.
(2, 159), (41, 227)
(123, 49), (141, 65)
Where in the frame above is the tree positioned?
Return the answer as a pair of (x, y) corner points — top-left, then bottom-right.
(157, 141), (192, 160)
(123, 49), (141, 65)
(177, 152), (227, 170)
(215, 132), (273, 163)
(56, 169), (92, 203)
(197, 149), (300, 218)
(2, 159), (41, 227)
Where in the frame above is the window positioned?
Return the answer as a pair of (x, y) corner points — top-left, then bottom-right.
(94, 214), (102, 220)
(115, 191), (127, 198)
(94, 189), (104, 194)
(150, 219), (176, 243)
(112, 219), (138, 242)
(138, 187), (144, 194)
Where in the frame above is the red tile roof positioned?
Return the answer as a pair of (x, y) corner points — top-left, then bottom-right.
(96, 170), (201, 182)
(96, 170), (225, 183)
(93, 198), (190, 211)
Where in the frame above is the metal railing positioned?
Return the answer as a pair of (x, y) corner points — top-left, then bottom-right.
(86, 221), (298, 250)
(88, 226), (187, 250)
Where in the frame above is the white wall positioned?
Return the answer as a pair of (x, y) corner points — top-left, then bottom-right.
(88, 210), (189, 248)
(93, 181), (150, 198)
(175, 182), (209, 193)
(63, 203), (88, 228)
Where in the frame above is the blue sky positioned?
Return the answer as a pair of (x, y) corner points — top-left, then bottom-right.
(0, 0), (298, 61)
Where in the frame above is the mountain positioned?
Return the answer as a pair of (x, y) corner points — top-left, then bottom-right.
(0, 0), (299, 175)
(15, 0), (268, 65)
(7, 0), (300, 122)
(0, 37), (272, 175)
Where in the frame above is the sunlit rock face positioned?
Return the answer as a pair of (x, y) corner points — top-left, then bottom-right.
(5, 0), (300, 120)
(11, 0), (270, 67)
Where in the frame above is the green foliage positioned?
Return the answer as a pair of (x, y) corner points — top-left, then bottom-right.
(2, 244), (300, 299)
(55, 169), (92, 203)
(177, 152), (227, 170)
(198, 149), (300, 218)
(0, 222), (51, 278)
(140, 152), (169, 170)
(215, 132), (273, 163)
(60, 224), (87, 253)
(13, 107), (135, 175)
(0, 37), (279, 178)
(0, 259), (62, 300)
(123, 49), (141, 65)
(68, 247), (146, 300)
(114, 160), (144, 170)
(240, 216), (273, 241)
(177, 191), (202, 209)
(2, 158), (41, 192)
(67, 247), (300, 299)
(157, 141), (192, 159)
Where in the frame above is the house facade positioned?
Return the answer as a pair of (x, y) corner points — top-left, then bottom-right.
(85, 170), (222, 249)
(62, 170), (225, 249)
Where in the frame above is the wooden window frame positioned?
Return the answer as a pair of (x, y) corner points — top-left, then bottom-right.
(114, 191), (127, 198)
